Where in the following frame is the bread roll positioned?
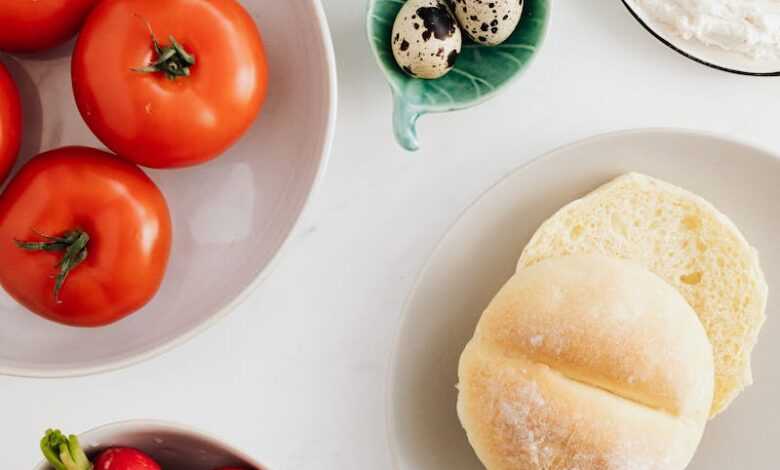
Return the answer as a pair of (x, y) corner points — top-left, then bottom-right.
(518, 173), (767, 416)
(457, 255), (714, 470)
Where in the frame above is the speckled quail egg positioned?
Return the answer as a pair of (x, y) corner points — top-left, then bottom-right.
(391, 0), (462, 79)
(451, 0), (523, 46)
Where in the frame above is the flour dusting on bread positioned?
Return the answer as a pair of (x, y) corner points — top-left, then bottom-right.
(457, 255), (714, 470)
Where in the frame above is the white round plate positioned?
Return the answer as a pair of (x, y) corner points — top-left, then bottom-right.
(0, 0), (336, 377)
(622, 0), (780, 75)
(388, 129), (780, 469)
(33, 420), (267, 470)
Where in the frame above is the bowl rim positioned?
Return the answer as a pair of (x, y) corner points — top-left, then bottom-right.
(1, 0), (339, 378)
(620, 0), (780, 77)
(31, 419), (269, 470)
(365, 0), (553, 113)
(383, 127), (780, 469)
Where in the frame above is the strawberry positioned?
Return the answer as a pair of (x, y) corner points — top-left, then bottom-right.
(40, 429), (161, 470)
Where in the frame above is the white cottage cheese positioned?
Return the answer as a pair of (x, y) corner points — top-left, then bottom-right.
(635, 0), (780, 59)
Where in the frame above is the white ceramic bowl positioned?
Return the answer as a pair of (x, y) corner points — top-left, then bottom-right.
(33, 420), (266, 470)
(622, 0), (780, 75)
(389, 129), (780, 469)
(0, 0), (337, 377)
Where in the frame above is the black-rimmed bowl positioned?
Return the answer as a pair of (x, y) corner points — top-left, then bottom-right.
(622, 0), (780, 76)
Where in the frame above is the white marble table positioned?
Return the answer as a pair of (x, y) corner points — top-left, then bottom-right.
(5, 0), (780, 468)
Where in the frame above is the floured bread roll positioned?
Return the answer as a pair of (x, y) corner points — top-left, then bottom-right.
(518, 173), (767, 416)
(457, 255), (714, 470)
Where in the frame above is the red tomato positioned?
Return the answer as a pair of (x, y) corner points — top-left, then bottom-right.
(0, 0), (98, 53)
(0, 62), (21, 184)
(72, 0), (268, 168)
(94, 447), (161, 470)
(0, 147), (172, 327)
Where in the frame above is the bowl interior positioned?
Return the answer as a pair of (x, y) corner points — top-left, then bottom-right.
(33, 421), (264, 470)
(622, 0), (780, 75)
(0, 0), (334, 376)
(389, 129), (780, 469)
(367, 0), (550, 150)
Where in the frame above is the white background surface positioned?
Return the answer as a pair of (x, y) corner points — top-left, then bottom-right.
(4, 0), (780, 468)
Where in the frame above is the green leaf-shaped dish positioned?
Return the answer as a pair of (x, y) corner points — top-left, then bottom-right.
(367, 0), (550, 151)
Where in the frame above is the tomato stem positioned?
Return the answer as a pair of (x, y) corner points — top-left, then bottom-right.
(16, 229), (90, 302)
(132, 16), (196, 80)
(40, 429), (93, 470)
